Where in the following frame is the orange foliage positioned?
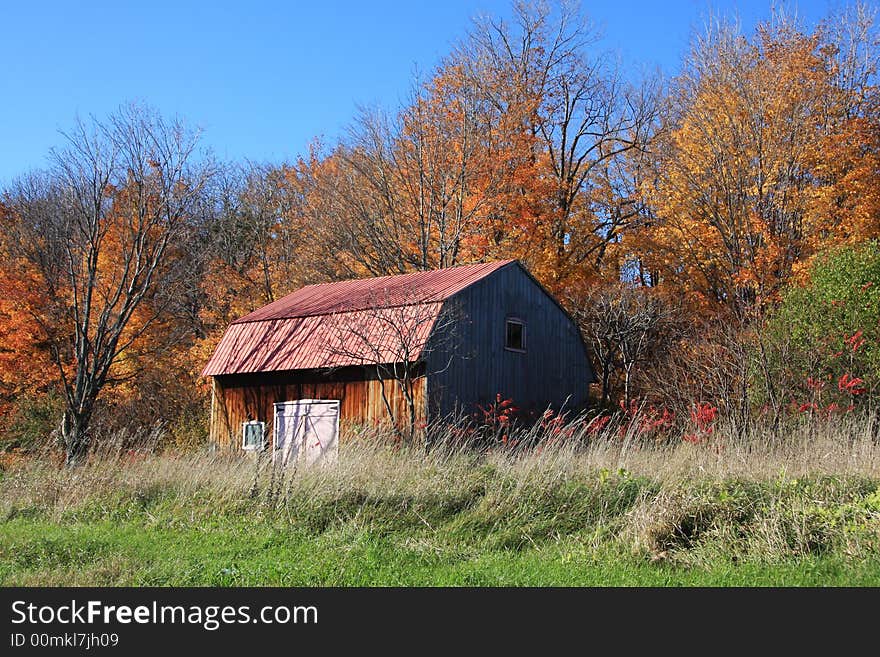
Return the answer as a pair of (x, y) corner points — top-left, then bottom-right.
(635, 17), (880, 314)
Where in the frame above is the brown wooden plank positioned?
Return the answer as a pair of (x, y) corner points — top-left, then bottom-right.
(209, 370), (428, 451)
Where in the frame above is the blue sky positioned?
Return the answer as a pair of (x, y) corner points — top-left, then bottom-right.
(0, 0), (840, 184)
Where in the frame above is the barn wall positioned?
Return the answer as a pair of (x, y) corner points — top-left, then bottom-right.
(209, 367), (426, 450)
(425, 262), (594, 420)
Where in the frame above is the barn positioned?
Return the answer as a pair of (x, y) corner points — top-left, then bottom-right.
(202, 259), (595, 463)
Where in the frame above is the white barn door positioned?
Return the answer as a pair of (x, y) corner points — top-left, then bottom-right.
(273, 400), (340, 466)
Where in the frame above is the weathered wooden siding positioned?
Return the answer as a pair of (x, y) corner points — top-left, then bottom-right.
(210, 367), (426, 450)
(424, 262), (594, 419)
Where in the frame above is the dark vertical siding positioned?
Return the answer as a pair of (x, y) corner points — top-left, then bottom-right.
(425, 262), (594, 420)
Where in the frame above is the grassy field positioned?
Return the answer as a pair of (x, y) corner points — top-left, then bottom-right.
(2, 419), (880, 586)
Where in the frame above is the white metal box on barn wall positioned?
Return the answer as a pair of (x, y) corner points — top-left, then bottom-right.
(273, 400), (339, 466)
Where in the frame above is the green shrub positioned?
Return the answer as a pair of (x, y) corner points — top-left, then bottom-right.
(763, 241), (880, 411)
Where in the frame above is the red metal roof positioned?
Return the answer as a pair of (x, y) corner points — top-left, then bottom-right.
(233, 259), (514, 323)
(202, 260), (514, 376)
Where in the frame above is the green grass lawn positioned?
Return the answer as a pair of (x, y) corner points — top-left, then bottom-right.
(4, 517), (880, 586)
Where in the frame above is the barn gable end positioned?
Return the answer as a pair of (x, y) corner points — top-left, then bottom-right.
(424, 261), (594, 419)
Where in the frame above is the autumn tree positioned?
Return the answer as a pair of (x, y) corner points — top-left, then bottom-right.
(455, 0), (659, 291)
(635, 7), (879, 316)
(0, 199), (59, 419)
(1, 104), (213, 464)
(806, 4), (880, 263)
(275, 1), (658, 297)
(204, 162), (313, 308)
(299, 69), (504, 278)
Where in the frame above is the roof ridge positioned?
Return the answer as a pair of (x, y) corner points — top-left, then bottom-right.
(231, 299), (445, 324)
(232, 259), (516, 324)
(297, 258), (515, 288)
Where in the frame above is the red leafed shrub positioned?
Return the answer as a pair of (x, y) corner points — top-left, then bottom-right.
(475, 393), (519, 429)
(540, 408), (575, 439)
(682, 402), (718, 445)
(838, 373), (866, 396)
(806, 376), (825, 392)
(618, 398), (676, 440)
(584, 414), (611, 436)
(792, 369), (865, 420)
(469, 393), (521, 447)
(690, 402), (718, 429)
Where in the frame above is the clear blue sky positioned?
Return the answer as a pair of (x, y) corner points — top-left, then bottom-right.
(0, 0), (840, 184)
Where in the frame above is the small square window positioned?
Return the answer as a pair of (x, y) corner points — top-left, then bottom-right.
(242, 420), (265, 450)
(505, 318), (525, 352)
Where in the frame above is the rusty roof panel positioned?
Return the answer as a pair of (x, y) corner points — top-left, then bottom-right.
(202, 303), (444, 376)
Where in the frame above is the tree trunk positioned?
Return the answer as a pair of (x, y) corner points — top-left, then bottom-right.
(403, 378), (417, 446)
(601, 359), (613, 407)
(62, 404), (93, 467)
(395, 372), (418, 445)
(376, 368), (405, 443)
